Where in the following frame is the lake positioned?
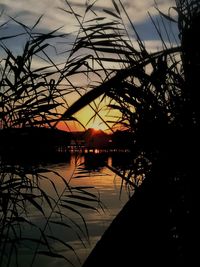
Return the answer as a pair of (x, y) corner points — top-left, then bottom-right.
(11, 152), (132, 267)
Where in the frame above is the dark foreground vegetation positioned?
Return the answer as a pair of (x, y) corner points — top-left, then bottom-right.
(60, 0), (199, 266)
(1, 0), (199, 266)
(0, 6), (102, 267)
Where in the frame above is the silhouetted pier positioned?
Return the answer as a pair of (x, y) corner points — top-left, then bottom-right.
(57, 144), (130, 154)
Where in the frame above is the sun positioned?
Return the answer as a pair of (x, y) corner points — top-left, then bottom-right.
(57, 100), (122, 132)
(88, 121), (107, 132)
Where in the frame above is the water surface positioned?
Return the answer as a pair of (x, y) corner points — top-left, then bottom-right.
(17, 153), (131, 267)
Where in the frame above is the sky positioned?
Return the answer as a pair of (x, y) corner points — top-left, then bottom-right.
(0, 0), (177, 132)
(0, 0), (176, 44)
(0, 0), (176, 29)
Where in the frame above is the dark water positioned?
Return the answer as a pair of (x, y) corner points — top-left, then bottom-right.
(15, 153), (131, 267)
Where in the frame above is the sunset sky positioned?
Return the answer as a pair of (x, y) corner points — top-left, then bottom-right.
(0, 0), (177, 131)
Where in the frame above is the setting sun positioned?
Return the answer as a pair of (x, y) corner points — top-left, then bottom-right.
(86, 120), (108, 132)
(56, 97), (122, 132)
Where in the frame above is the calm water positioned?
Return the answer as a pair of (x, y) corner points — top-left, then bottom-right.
(16, 153), (131, 267)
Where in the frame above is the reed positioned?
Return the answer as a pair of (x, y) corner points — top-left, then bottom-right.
(0, 13), (102, 267)
(59, 0), (199, 264)
(1, 0), (199, 265)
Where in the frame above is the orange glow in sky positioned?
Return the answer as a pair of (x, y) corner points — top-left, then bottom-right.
(56, 96), (122, 132)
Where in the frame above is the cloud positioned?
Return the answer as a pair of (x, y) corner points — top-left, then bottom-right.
(0, 0), (67, 31)
(0, 0), (178, 64)
(0, 0), (176, 31)
(122, 0), (176, 23)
